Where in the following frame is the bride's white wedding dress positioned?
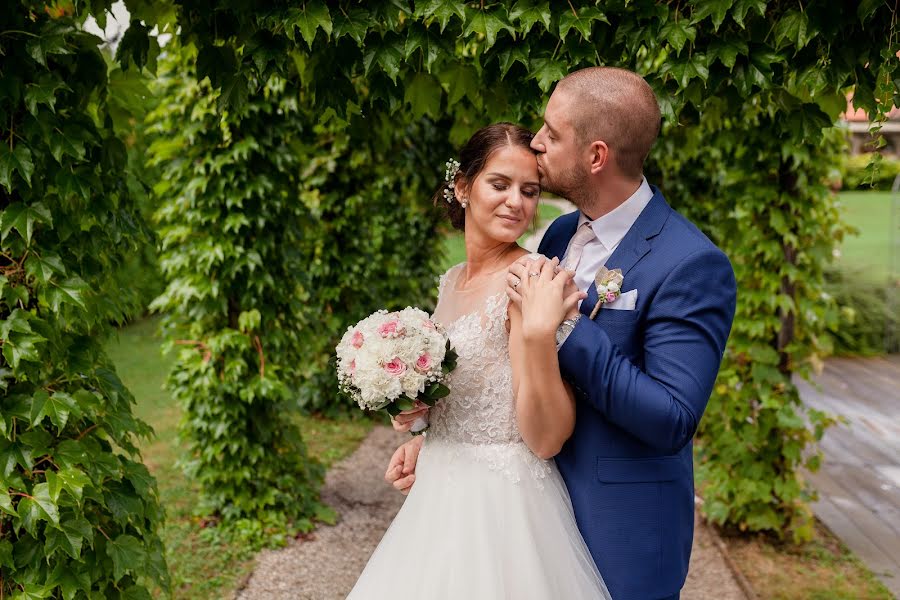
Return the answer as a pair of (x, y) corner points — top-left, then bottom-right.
(347, 263), (611, 599)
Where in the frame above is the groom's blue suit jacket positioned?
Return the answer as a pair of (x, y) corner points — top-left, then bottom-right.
(539, 186), (737, 600)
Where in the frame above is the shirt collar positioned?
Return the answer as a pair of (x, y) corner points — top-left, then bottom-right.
(578, 177), (653, 250)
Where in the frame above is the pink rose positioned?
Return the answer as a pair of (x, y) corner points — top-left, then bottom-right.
(378, 320), (403, 337)
(415, 353), (432, 372)
(384, 358), (407, 376)
(605, 291), (617, 303)
(351, 331), (364, 348)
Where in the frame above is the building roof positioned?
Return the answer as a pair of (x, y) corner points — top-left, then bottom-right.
(843, 95), (900, 122)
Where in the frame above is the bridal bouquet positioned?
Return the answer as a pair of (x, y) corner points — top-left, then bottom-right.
(335, 307), (457, 434)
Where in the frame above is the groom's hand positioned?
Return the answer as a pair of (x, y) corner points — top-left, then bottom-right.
(390, 400), (429, 433)
(384, 435), (424, 495)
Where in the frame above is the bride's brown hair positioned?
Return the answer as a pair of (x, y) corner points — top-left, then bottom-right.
(432, 123), (535, 231)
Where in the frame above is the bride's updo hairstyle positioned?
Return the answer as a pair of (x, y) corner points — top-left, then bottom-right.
(433, 123), (535, 231)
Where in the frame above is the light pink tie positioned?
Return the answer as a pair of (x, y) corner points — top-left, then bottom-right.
(563, 223), (596, 271)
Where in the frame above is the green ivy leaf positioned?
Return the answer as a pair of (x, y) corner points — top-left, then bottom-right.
(559, 6), (609, 41)
(46, 516), (92, 559)
(52, 561), (92, 600)
(217, 74), (250, 115)
(0, 489), (16, 517)
(363, 44), (404, 84)
(122, 462), (154, 498)
(50, 127), (86, 164)
(332, 7), (369, 46)
(119, 584), (153, 600)
(31, 482), (61, 526)
(45, 277), (89, 312)
(1, 440), (34, 476)
(665, 53), (710, 88)
(57, 466), (92, 503)
(784, 103), (832, 141)
(286, 2), (333, 48)
(774, 10), (814, 50)
(732, 0), (767, 28)
(709, 39), (748, 70)
(115, 20), (154, 71)
(509, 0), (552, 32)
(2, 332), (45, 369)
(0, 539), (13, 567)
(24, 76), (67, 116)
(106, 534), (146, 582)
(26, 34), (71, 67)
(404, 73), (442, 118)
(463, 6), (516, 50)
(32, 391), (82, 433)
(0, 308), (33, 339)
(403, 27), (441, 72)
(498, 44), (529, 79)
(660, 17), (697, 54)
(0, 202), (52, 244)
(440, 63), (479, 105)
(415, 0), (466, 33)
(195, 45), (238, 89)
(691, 0), (732, 31)
(0, 143), (35, 191)
(25, 252), (66, 285)
(530, 58), (568, 93)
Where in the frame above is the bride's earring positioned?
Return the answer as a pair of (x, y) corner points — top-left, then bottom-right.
(460, 197), (468, 209)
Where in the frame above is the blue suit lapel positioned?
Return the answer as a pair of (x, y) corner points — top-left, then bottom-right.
(539, 211), (579, 260)
(580, 186), (671, 318)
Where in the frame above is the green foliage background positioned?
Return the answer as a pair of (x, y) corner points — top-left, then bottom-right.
(0, 3), (168, 597)
(2, 1), (899, 593)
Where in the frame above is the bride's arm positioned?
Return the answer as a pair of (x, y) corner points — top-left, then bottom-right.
(508, 259), (584, 459)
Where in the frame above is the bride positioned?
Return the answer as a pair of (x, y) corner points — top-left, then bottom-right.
(347, 123), (611, 599)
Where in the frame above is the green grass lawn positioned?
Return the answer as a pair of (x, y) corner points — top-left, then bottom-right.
(440, 201), (565, 271)
(835, 191), (895, 282)
(105, 317), (373, 599)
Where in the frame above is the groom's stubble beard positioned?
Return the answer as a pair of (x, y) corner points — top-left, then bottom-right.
(539, 160), (591, 210)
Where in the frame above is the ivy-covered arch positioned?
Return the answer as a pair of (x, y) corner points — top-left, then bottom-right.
(130, 0), (895, 541)
(2, 4), (898, 596)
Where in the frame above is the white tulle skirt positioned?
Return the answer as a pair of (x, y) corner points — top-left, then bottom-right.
(347, 437), (611, 599)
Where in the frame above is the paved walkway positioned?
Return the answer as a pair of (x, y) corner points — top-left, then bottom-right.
(796, 355), (900, 598)
(237, 426), (747, 599)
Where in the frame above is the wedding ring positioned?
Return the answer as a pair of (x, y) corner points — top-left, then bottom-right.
(528, 272), (540, 277)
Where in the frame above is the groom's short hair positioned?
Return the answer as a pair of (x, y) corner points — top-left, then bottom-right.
(557, 67), (661, 179)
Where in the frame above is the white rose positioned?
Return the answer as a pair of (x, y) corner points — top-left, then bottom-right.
(607, 281), (620, 293)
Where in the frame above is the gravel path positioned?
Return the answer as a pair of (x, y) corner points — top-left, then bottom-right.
(236, 425), (747, 600)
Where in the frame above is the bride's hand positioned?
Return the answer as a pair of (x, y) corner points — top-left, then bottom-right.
(517, 257), (586, 341)
(385, 435), (424, 495)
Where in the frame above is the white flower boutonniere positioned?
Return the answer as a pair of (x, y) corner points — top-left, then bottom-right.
(589, 267), (624, 319)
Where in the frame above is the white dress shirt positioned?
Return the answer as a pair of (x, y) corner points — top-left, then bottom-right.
(563, 177), (654, 296)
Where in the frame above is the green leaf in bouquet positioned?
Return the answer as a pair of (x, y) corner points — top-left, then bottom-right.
(393, 396), (416, 411)
(426, 383), (451, 399)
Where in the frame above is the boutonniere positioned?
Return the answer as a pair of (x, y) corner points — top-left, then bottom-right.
(589, 267), (624, 319)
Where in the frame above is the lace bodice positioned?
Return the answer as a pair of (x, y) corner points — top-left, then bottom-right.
(428, 263), (519, 444)
(426, 262), (552, 484)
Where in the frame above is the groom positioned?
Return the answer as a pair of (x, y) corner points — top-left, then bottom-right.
(387, 67), (737, 600)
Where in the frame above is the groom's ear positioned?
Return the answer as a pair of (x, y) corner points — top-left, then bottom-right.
(589, 140), (610, 175)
